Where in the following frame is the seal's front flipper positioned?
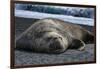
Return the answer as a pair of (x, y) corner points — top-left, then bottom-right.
(68, 38), (85, 51)
(77, 40), (85, 51)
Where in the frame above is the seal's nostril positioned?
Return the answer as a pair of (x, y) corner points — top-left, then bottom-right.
(53, 37), (62, 40)
(59, 37), (62, 40)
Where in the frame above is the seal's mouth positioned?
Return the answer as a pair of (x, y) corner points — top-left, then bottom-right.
(49, 41), (63, 50)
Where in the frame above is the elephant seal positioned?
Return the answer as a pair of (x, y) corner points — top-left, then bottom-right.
(16, 18), (94, 53)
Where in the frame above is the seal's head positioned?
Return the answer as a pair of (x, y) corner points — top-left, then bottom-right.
(34, 31), (68, 53)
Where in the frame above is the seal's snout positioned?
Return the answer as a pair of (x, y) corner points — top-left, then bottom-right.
(49, 37), (64, 53)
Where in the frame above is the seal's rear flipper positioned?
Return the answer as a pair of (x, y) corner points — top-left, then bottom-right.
(86, 33), (94, 44)
(68, 38), (85, 51)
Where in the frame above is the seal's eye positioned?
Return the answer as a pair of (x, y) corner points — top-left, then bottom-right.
(53, 37), (58, 40)
(46, 37), (52, 41)
(35, 31), (45, 38)
(46, 37), (62, 42)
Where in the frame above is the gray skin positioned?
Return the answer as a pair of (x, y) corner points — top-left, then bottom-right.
(16, 18), (94, 54)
